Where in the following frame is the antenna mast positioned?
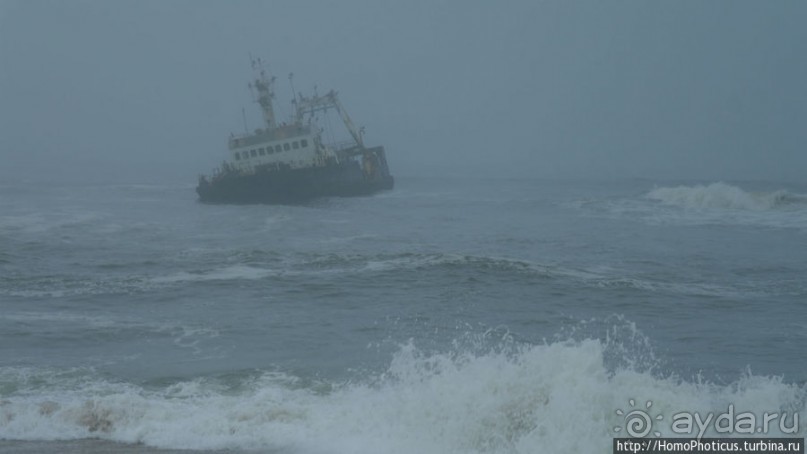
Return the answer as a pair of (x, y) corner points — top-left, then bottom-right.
(241, 107), (249, 134)
(251, 57), (277, 130)
(289, 72), (300, 124)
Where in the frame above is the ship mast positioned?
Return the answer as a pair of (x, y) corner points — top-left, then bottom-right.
(250, 58), (277, 130)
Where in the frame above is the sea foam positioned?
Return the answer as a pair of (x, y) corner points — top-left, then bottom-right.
(646, 182), (807, 211)
(1, 339), (804, 454)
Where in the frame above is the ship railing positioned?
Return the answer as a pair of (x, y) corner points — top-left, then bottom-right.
(329, 140), (360, 153)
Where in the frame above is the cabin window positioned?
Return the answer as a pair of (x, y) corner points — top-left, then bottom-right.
(292, 141), (299, 149)
(250, 149), (257, 157)
(259, 147), (266, 156)
(301, 139), (308, 148)
(275, 145), (283, 153)
(234, 152), (241, 161)
(283, 143), (290, 151)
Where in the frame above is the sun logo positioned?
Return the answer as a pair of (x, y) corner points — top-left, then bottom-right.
(614, 399), (663, 438)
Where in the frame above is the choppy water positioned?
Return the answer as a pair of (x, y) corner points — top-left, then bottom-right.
(1, 178), (806, 453)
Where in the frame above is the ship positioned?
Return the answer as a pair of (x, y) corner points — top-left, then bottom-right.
(196, 60), (393, 204)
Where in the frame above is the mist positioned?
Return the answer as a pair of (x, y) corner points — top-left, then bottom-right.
(1, 0), (805, 185)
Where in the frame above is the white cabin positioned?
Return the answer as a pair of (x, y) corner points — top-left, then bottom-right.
(228, 124), (334, 172)
(223, 59), (362, 174)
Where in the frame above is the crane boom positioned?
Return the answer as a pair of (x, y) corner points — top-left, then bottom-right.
(295, 90), (364, 148)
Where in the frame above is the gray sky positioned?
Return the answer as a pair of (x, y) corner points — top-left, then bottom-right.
(1, 0), (805, 184)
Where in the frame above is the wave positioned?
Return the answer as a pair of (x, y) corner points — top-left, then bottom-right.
(0, 311), (220, 355)
(3, 252), (740, 299)
(320, 253), (747, 297)
(646, 182), (807, 211)
(150, 264), (276, 283)
(0, 212), (102, 234)
(568, 182), (807, 230)
(1, 275), (154, 298)
(151, 253), (553, 284)
(0, 339), (803, 453)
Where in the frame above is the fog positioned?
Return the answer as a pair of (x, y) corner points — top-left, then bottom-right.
(1, 0), (805, 185)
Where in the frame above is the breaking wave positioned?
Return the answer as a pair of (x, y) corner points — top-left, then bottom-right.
(0, 311), (220, 356)
(646, 182), (807, 211)
(0, 338), (804, 454)
(566, 182), (807, 230)
(149, 253), (722, 296)
(150, 264), (276, 283)
(3, 252), (750, 299)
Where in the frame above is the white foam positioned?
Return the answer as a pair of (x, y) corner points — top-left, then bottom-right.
(1, 340), (803, 453)
(150, 265), (275, 283)
(0, 212), (101, 234)
(572, 182), (807, 230)
(0, 312), (220, 356)
(647, 182), (807, 211)
(0, 312), (119, 327)
(264, 213), (292, 228)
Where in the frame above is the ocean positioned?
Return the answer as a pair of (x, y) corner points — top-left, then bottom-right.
(0, 177), (805, 453)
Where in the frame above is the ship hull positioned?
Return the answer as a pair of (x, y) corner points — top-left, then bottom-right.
(196, 158), (393, 205)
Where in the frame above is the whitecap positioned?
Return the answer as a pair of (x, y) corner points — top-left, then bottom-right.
(646, 182), (807, 211)
(1, 338), (803, 453)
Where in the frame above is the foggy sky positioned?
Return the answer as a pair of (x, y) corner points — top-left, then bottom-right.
(1, 0), (805, 184)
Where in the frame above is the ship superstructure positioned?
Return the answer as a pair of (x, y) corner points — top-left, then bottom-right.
(197, 60), (393, 204)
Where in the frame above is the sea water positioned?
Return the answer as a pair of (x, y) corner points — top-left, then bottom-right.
(1, 178), (805, 453)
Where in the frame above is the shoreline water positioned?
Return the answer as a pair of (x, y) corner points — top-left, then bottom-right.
(2, 178), (806, 453)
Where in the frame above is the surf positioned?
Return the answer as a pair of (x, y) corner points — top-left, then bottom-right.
(1, 337), (804, 454)
(646, 182), (807, 211)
